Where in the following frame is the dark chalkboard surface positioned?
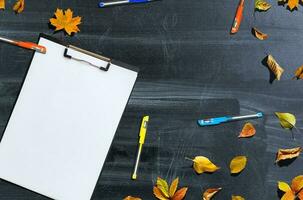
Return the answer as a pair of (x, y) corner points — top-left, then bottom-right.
(0, 0), (303, 199)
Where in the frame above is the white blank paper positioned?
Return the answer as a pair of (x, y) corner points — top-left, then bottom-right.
(0, 36), (137, 200)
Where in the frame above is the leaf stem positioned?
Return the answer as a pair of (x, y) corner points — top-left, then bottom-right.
(184, 157), (193, 161)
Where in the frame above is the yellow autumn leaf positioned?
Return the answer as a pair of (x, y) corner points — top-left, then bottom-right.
(157, 177), (170, 198)
(293, 65), (303, 79)
(13, 0), (24, 13)
(278, 181), (292, 192)
(232, 195), (245, 200)
(275, 112), (296, 129)
(255, 0), (271, 11)
(276, 147), (302, 163)
(169, 178), (179, 197)
(123, 196), (142, 200)
(238, 123), (256, 138)
(202, 188), (222, 200)
(252, 27), (268, 40)
(0, 0), (5, 9)
(186, 156), (220, 174)
(267, 55), (284, 81)
(230, 156), (247, 174)
(49, 8), (82, 36)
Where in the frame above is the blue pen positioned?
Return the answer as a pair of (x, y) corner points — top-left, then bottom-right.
(198, 112), (263, 126)
(99, 0), (155, 7)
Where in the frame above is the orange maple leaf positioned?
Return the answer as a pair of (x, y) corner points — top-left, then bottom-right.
(49, 8), (81, 35)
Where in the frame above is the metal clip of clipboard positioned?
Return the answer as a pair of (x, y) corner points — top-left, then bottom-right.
(64, 45), (112, 71)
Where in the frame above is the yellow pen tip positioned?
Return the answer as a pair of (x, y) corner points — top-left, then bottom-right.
(132, 174), (137, 180)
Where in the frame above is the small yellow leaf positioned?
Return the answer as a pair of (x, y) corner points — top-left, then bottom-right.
(230, 156), (247, 174)
(252, 27), (268, 40)
(276, 147), (302, 163)
(275, 112), (296, 129)
(153, 186), (169, 200)
(169, 178), (179, 197)
(232, 195), (245, 200)
(188, 156), (220, 174)
(238, 123), (256, 138)
(293, 65), (303, 79)
(172, 187), (188, 200)
(202, 188), (222, 200)
(0, 0), (5, 9)
(291, 175), (303, 193)
(49, 8), (82, 36)
(255, 0), (271, 11)
(157, 177), (170, 198)
(123, 196), (142, 200)
(267, 55), (284, 81)
(13, 0), (24, 13)
(278, 181), (292, 192)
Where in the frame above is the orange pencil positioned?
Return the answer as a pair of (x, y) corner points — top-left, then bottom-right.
(231, 0), (244, 34)
(0, 36), (46, 54)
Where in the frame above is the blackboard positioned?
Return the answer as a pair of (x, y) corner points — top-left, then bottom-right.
(0, 0), (302, 199)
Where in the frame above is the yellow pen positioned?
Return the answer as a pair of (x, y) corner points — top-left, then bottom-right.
(132, 116), (149, 180)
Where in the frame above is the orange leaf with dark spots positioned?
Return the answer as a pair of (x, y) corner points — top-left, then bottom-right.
(238, 123), (256, 138)
(203, 188), (222, 200)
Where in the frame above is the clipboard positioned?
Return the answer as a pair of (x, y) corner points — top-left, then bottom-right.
(0, 34), (138, 200)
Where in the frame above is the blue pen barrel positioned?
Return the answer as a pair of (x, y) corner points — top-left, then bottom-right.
(99, 0), (152, 8)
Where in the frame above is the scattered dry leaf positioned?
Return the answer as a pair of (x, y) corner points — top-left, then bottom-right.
(0, 0), (5, 9)
(278, 0), (300, 10)
(153, 177), (188, 200)
(202, 188), (222, 200)
(232, 195), (245, 200)
(230, 156), (247, 174)
(13, 0), (24, 13)
(186, 156), (220, 174)
(278, 175), (303, 199)
(255, 0), (272, 11)
(238, 123), (256, 138)
(275, 112), (296, 129)
(49, 8), (81, 35)
(293, 65), (303, 79)
(123, 196), (142, 200)
(252, 27), (268, 40)
(276, 147), (302, 163)
(267, 55), (284, 81)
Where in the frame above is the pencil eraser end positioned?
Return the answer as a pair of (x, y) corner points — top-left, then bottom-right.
(98, 2), (105, 7)
(132, 174), (137, 180)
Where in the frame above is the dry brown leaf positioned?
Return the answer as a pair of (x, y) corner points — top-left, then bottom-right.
(230, 156), (247, 174)
(186, 156), (220, 174)
(154, 177), (187, 200)
(278, 175), (303, 199)
(0, 0), (5, 9)
(267, 55), (284, 81)
(123, 196), (142, 200)
(172, 187), (188, 200)
(252, 27), (268, 40)
(293, 65), (303, 79)
(13, 0), (24, 13)
(276, 147), (302, 163)
(232, 195), (245, 200)
(202, 188), (222, 200)
(238, 123), (256, 138)
(49, 8), (81, 35)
